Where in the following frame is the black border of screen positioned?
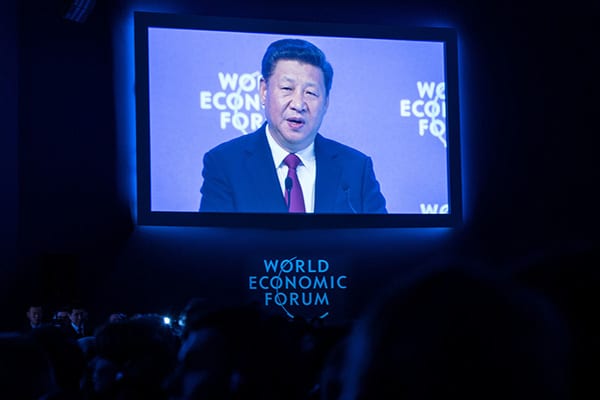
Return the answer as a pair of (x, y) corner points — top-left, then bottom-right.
(134, 11), (462, 229)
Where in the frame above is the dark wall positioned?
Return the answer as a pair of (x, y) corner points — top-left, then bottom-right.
(4, 0), (598, 331)
(0, 0), (18, 315)
(12, 0), (130, 329)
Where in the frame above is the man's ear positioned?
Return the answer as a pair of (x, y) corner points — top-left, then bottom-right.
(259, 77), (267, 105)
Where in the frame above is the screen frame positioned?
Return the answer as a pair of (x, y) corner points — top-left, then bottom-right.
(134, 11), (462, 229)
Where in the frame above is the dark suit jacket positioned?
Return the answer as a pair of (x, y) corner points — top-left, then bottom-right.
(199, 123), (387, 213)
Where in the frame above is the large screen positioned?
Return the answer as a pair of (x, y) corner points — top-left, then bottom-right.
(134, 11), (462, 228)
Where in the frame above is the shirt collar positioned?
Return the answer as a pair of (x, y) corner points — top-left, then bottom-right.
(265, 124), (315, 168)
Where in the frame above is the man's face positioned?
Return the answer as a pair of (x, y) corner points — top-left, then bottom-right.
(27, 306), (43, 325)
(70, 309), (85, 327)
(260, 59), (329, 153)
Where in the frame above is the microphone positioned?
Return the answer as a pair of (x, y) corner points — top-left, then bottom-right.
(343, 184), (357, 214)
(285, 177), (293, 211)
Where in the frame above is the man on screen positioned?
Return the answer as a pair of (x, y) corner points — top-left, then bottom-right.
(199, 38), (387, 214)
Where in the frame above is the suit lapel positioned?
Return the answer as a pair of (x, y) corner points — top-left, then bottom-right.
(314, 134), (342, 213)
(244, 126), (288, 212)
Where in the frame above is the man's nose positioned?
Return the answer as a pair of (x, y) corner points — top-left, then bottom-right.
(290, 91), (306, 112)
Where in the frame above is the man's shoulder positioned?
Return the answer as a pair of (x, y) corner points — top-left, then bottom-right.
(206, 127), (265, 156)
(316, 134), (370, 160)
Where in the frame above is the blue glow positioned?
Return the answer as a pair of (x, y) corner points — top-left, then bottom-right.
(114, 4), (470, 236)
(132, 225), (454, 247)
(456, 32), (473, 226)
(112, 6), (137, 223)
(112, 1), (180, 226)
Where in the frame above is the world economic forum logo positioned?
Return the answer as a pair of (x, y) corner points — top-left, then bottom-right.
(248, 257), (348, 321)
(199, 71), (265, 135)
(400, 81), (447, 147)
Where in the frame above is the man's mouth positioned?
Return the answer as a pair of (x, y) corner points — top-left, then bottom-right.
(286, 117), (305, 129)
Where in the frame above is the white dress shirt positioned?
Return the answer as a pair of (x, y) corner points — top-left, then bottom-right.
(265, 124), (316, 213)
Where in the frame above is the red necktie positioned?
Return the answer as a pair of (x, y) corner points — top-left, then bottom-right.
(284, 153), (305, 213)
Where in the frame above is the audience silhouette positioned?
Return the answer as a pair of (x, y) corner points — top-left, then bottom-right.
(514, 241), (600, 400)
(4, 247), (597, 400)
(29, 324), (87, 400)
(90, 313), (180, 400)
(0, 332), (57, 399)
(332, 258), (570, 400)
(165, 302), (320, 400)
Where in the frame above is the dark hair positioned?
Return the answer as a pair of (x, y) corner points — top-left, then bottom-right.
(261, 38), (333, 95)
